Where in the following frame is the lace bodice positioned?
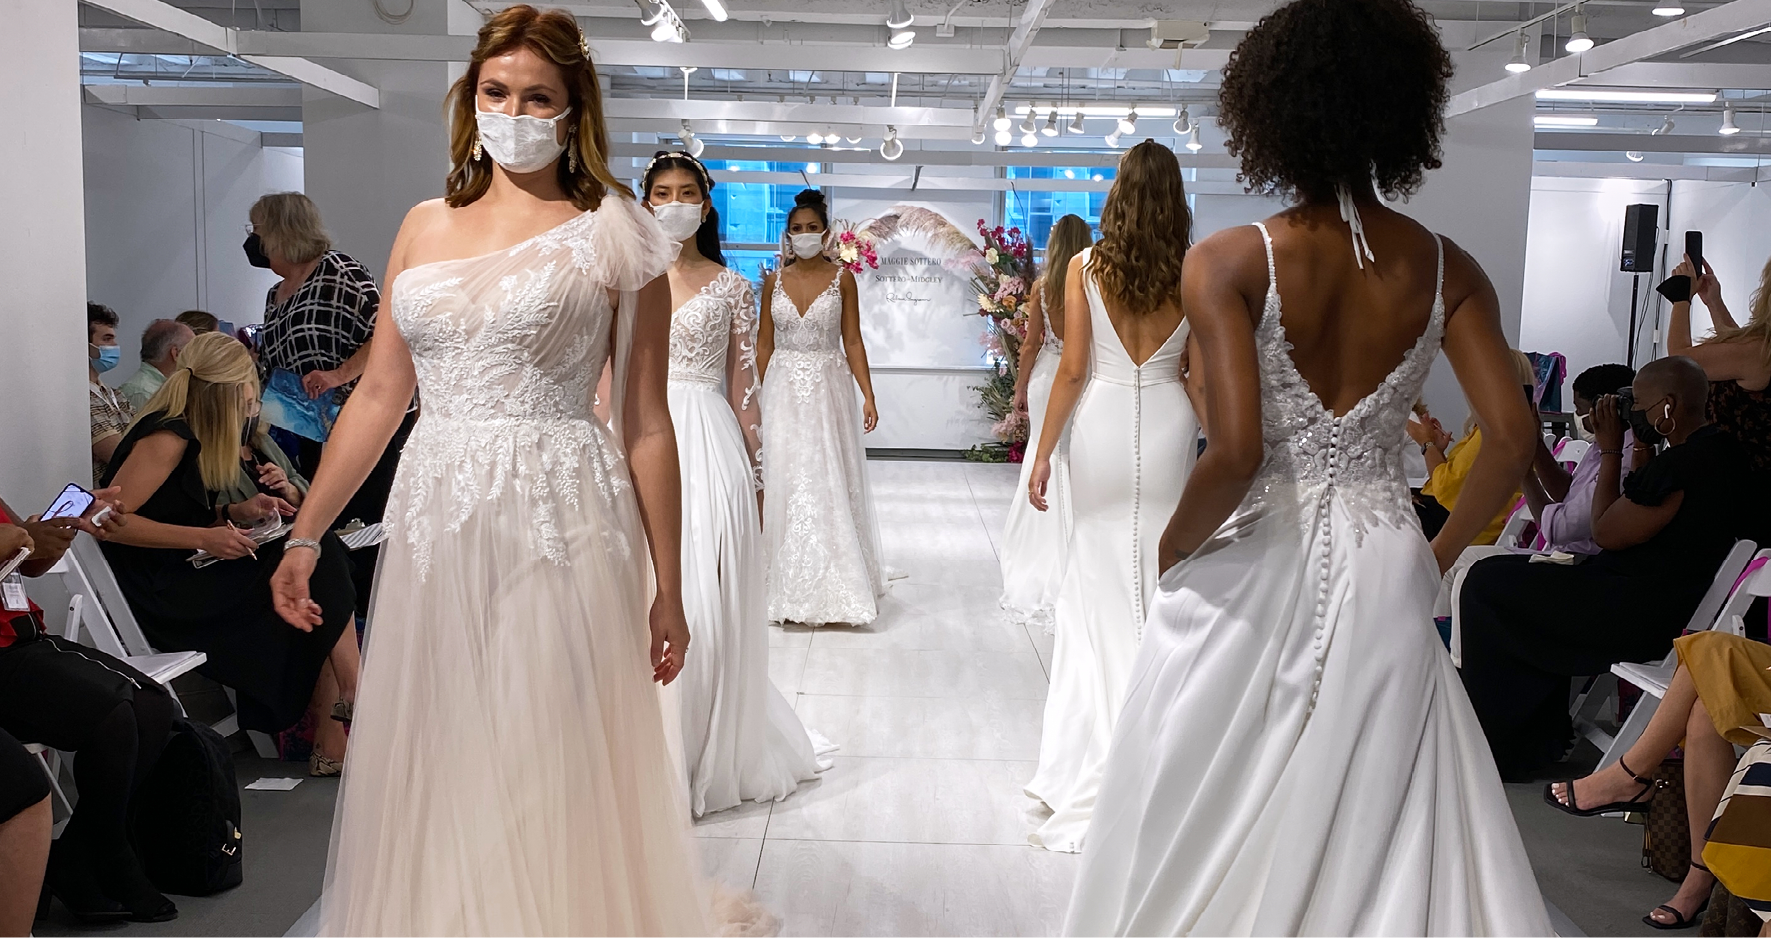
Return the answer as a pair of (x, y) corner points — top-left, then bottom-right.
(770, 273), (844, 355)
(1246, 222), (1445, 538)
(670, 267), (763, 484)
(385, 195), (678, 577)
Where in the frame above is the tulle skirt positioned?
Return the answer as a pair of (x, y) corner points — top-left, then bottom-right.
(317, 417), (713, 936)
(999, 344), (1070, 633)
(667, 382), (831, 818)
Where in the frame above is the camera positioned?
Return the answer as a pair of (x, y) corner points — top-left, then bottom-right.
(1615, 386), (1635, 413)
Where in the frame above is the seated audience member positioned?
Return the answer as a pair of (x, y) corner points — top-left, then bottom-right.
(1522, 363), (1640, 555)
(1416, 349), (1537, 546)
(1406, 401), (1450, 536)
(1459, 357), (1763, 778)
(118, 319), (195, 412)
(1546, 630), (1771, 929)
(174, 309), (219, 335)
(87, 303), (132, 488)
(99, 332), (358, 776)
(0, 724), (50, 936)
(1669, 254), (1771, 476)
(0, 492), (179, 924)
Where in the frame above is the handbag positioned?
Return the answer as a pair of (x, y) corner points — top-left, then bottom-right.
(1642, 758), (1691, 883)
(128, 717), (244, 895)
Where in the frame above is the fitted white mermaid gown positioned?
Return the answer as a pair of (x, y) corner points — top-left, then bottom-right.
(1026, 248), (1198, 853)
(665, 267), (833, 817)
(760, 273), (887, 625)
(999, 330), (1071, 633)
(1064, 225), (1550, 936)
(315, 197), (733, 935)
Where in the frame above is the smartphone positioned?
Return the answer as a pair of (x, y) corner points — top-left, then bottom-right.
(43, 483), (95, 521)
(1685, 230), (1704, 276)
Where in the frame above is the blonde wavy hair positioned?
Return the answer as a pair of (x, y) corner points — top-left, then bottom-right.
(1710, 255), (1771, 369)
(445, 5), (630, 210)
(129, 332), (259, 492)
(249, 192), (331, 265)
(1042, 214), (1094, 321)
(1091, 140), (1193, 316)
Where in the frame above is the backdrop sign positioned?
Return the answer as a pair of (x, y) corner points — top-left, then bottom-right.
(854, 208), (987, 369)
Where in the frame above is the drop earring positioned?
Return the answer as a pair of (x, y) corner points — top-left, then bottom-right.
(566, 130), (578, 173)
(471, 135), (483, 162)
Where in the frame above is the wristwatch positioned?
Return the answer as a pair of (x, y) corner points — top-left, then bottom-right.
(285, 537), (322, 554)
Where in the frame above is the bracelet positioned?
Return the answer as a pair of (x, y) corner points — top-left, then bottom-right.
(285, 538), (322, 554)
(1599, 449), (1624, 456)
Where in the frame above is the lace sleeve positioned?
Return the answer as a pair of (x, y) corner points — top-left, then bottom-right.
(587, 194), (681, 291)
(726, 276), (764, 490)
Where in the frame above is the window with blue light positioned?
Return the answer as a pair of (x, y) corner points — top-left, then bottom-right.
(1002, 166), (1116, 250)
(703, 159), (822, 282)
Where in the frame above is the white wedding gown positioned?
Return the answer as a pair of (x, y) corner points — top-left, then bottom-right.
(1064, 224), (1550, 936)
(665, 266), (834, 817)
(316, 197), (738, 935)
(999, 328), (1071, 633)
(760, 272), (887, 625)
(1026, 248), (1198, 853)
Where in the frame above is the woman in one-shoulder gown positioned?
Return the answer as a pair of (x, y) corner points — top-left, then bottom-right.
(757, 190), (887, 626)
(270, 15), (762, 932)
(999, 215), (1093, 633)
(1024, 147), (1199, 854)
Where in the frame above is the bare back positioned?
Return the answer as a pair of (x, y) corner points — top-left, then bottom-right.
(1070, 252), (1185, 367)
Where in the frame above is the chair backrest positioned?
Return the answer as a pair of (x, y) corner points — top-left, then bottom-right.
(1712, 549), (1771, 636)
(63, 589), (133, 659)
(63, 536), (156, 657)
(1684, 539), (1759, 634)
(1554, 438), (1592, 467)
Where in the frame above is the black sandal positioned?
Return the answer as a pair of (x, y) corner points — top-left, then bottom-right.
(1642, 864), (1713, 930)
(1542, 756), (1656, 817)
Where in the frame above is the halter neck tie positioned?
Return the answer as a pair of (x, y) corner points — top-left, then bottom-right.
(1336, 184), (1376, 270)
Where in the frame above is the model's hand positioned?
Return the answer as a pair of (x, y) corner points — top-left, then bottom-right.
(302, 368), (346, 399)
(270, 546), (323, 631)
(649, 597), (689, 685)
(1028, 457), (1052, 512)
(1593, 394), (1626, 451)
(861, 399), (879, 434)
(1012, 386), (1029, 415)
(201, 525), (260, 561)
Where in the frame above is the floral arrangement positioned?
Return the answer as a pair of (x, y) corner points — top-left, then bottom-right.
(831, 222), (880, 275)
(965, 221), (1037, 463)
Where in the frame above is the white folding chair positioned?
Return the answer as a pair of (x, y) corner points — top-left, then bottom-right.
(1585, 540), (1760, 769)
(51, 538), (274, 757)
(1495, 502), (1535, 551)
(21, 743), (73, 835)
(1553, 438), (1591, 467)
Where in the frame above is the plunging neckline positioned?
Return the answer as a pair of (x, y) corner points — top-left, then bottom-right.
(1254, 221), (1445, 423)
(777, 272), (840, 319)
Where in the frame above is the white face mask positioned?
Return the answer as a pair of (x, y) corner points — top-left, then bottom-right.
(652, 201), (704, 243)
(790, 231), (826, 259)
(475, 106), (572, 174)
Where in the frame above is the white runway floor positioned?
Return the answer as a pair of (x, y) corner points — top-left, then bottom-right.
(289, 459), (1586, 938)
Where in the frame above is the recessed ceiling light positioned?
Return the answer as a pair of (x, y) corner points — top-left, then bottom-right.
(1536, 88), (1716, 104)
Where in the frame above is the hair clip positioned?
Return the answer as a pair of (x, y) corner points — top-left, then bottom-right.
(643, 150), (711, 187)
(579, 30), (592, 60)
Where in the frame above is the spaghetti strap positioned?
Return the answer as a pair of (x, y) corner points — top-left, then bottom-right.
(1252, 222), (1277, 293)
(1433, 234), (1446, 306)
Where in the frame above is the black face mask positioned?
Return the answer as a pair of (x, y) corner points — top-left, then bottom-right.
(242, 415), (260, 447)
(243, 233), (272, 269)
(1626, 400), (1666, 447)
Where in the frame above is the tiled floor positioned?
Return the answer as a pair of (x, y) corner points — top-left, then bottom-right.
(694, 459), (1077, 937)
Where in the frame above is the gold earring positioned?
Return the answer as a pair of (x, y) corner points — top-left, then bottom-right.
(471, 135), (483, 162)
(567, 131), (578, 173)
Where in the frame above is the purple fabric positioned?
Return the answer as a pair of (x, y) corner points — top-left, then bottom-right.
(1536, 431), (1631, 555)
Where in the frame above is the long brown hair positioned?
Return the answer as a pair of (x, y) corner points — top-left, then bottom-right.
(1042, 214), (1093, 318)
(444, 5), (630, 209)
(1092, 140), (1192, 316)
(1711, 255), (1771, 369)
(128, 333), (258, 492)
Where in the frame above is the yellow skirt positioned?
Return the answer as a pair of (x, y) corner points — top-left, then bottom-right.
(1674, 631), (1771, 747)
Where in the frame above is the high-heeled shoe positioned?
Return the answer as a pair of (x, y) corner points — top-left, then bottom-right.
(330, 698), (354, 724)
(1543, 756), (1657, 817)
(44, 838), (129, 924)
(1643, 863), (1713, 930)
(93, 844), (178, 923)
(310, 750), (343, 777)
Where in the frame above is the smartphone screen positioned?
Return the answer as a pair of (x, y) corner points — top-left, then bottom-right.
(1685, 230), (1704, 275)
(43, 483), (95, 521)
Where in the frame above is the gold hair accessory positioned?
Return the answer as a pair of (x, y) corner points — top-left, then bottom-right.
(579, 30), (592, 60)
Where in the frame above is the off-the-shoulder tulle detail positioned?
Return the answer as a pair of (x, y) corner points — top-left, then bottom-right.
(585, 193), (681, 291)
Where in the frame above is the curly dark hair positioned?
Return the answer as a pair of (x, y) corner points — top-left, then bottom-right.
(1572, 363), (1636, 401)
(1092, 140), (1192, 317)
(1218, 0), (1452, 204)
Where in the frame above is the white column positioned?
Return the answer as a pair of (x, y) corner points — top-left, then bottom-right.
(0, 0), (91, 504)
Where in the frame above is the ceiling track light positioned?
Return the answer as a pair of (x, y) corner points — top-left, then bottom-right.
(1719, 105), (1740, 135)
(1042, 108), (1060, 136)
(993, 104), (1010, 132)
(971, 127), (987, 145)
(994, 128), (1012, 146)
(1655, 115), (1676, 135)
(1565, 7), (1593, 53)
(1506, 31), (1532, 73)
(639, 0), (689, 44)
(1186, 124), (1202, 152)
(1626, 150), (1645, 161)
(805, 130), (825, 145)
(1117, 107), (1138, 135)
(1020, 131), (1038, 147)
(885, 0), (914, 31)
(779, 134), (797, 142)
(881, 125), (904, 161)
(887, 28), (915, 49)
(1068, 110), (1085, 134)
(1172, 104), (1193, 135)
(1105, 130), (1122, 148)
(1019, 111), (1038, 134)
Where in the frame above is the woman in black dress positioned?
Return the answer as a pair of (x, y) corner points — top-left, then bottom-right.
(100, 333), (356, 776)
(1668, 253), (1771, 475)
(1458, 356), (1765, 778)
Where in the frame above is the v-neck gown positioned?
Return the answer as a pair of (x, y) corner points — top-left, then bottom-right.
(759, 273), (887, 625)
(315, 197), (734, 935)
(1026, 247), (1199, 853)
(1063, 225), (1549, 936)
(665, 267), (833, 817)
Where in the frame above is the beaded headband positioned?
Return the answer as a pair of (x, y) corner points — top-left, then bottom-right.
(644, 151), (713, 190)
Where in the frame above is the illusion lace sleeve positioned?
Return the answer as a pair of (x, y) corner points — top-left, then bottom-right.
(726, 276), (765, 490)
(586, 194), (682, 291)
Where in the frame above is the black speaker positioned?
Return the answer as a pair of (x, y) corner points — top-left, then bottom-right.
(1621, 203), (1659, 273)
